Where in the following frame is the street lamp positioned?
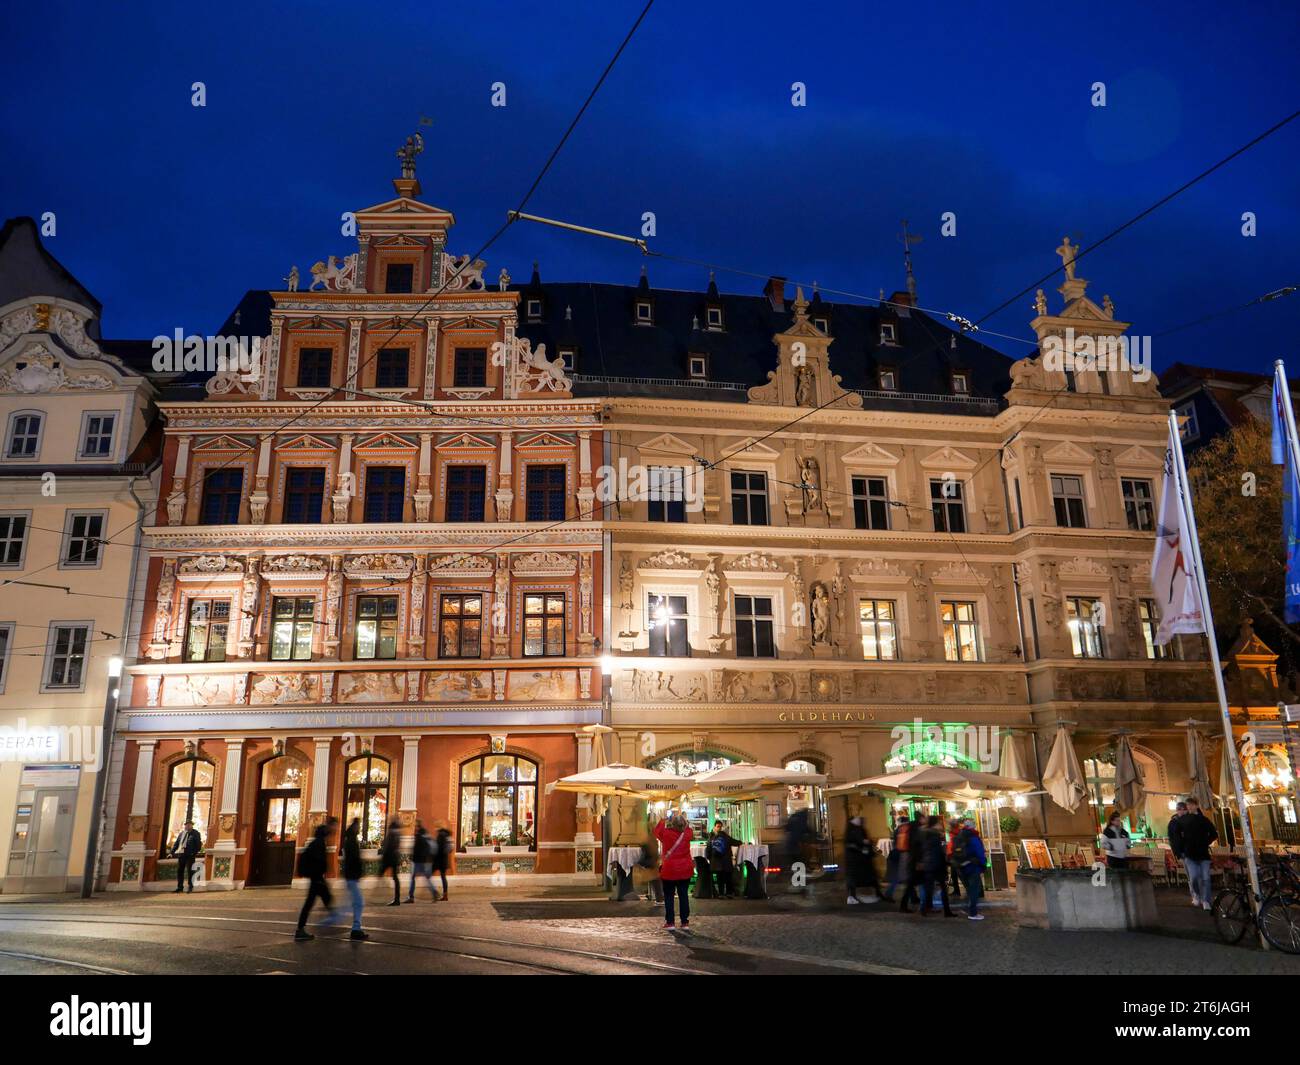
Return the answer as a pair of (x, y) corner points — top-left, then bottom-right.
(80, 655), (124, 898)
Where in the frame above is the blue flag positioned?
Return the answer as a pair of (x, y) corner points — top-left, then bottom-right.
(1271, 367), (1300, 622)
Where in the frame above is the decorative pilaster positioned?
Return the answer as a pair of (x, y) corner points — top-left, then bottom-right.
(166, 434), (191, 525)
(495, 431), (514, 520)
(147, 560), (177, 660)
(238, 557), (260, 658)
(355, 236), (371, 294)
(332, 434), (354, 522)
(578, 551), (595, 655)
(210, 738), (243, 888)
(248, 436), (272, 523)
(119, 740), (157, 889)
(308, 737), (333, 831)
(409, 554), (428, 657)
(492, 553), (511, 657)
(413, 433), (433, 521)
(502, 315), (517, 400)
(324, 555), (344, 658)
(259, 318), (283, 400)
(421, 317), (439, 400)
(577, 429), (596, 520)
(345, 317), (363, 390)
(399, 736), (420, 834)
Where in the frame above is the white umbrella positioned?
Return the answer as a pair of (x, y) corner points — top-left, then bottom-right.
(1114, 734), (1145, 814)
(690, 762), (827, 800)
(580, 724), (613, 817)
(828, 764), (1034, 800)
(998, 731), (1028, 781)
(546, 762), (693, 798)
(1043, 726), (1087, 813)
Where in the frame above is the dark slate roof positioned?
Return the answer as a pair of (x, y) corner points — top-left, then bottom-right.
(0, 217), (102, 329)
(512, 279), (1011, 411)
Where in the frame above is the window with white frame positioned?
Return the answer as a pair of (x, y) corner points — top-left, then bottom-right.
(526, 299), (542, 321)
(1066, 596), (1105, 658)
(706, 306), (724, 330)
(635, 301), (653, 325)
(79, 412), (117, 458)
(1177, 401), (1199, 442)
(648, 466), (686, 522)
(62, 511), (105, 567)
(688, 355), (708, 379)
(952, 372), (969, 394)
(0, 514), (28, 567)
(730, 470), (769, 526)
(185, 599), (230, 663)
(940, 601), (981, 662)
(851, 476), (890, 530)
(930, 478), (966, 533)
(45, 623), (90, 689)
(734, 594), (775, 658)
(878, 368), (898, 391)
(6, 411), (43, 458)
(1122, 478), (1155, 532)
(880, 323), (897, 345)
(859, 599), (899, 660)
(1139, 598), (1174, 660)
(1051, 474), (1088, 528)
(647, 594), (689, 657)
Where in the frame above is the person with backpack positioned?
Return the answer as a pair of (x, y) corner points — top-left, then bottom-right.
(654, 811), (694, 930)
(883, 811), (915, 904)
(341, 817), (368, 940)
(1179, 797), (1219, 910)
(707, 820), (741, 898)
(954, 817), (988, 920)
(911, 815), (954, 916)
(946, 819), (964, 900)
(295, 817), (339, 941)
(432, 825), (452, 901)
(406, 820), (438, 902)
(843, 815), (880, 905)
(379, 819), (402, 906)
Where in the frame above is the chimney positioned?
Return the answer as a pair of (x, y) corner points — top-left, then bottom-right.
(764, 276), (787, 311)
(888, 291), (913, 309)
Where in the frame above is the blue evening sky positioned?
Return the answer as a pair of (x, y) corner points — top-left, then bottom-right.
(2, 0), (1297, 373)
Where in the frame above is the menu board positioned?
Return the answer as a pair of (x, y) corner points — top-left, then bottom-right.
(1020, 838), (1054, 869)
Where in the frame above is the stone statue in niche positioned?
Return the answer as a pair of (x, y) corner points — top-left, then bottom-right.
(795, 365), (814, 407)
(810, 582), (832, 645)
(797, 455), (822, 515)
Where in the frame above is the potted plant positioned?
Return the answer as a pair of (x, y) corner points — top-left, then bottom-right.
(499, 830), (531, 856)
(463, 830), (495, 857)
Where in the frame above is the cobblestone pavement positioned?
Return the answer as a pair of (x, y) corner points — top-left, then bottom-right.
(0, 883), (1297, 975)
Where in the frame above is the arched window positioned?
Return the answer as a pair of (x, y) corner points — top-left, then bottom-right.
(458, 754), (537, 850)
(650, 750), (741, 840)
(344, 755), (390, 846)
(162, 758), (214, 853)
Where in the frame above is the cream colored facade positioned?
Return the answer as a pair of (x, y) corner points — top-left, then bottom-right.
(0, 277), (158, 892)
(605, 265), (1220, 853)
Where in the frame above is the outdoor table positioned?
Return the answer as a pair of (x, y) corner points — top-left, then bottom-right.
(736, 843), (770, 898)
(607, 845), (644, 901)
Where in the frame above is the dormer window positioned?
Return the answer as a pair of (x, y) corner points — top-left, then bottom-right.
(879, 323), (897, 345)
(814, 317), (829, 334)
(1064, 369), (1077, 393)
(952, 372), (969, 395)
(384, 262), (414, 294)
(706, 306), (724, 330)
(635, 301), (653, 325)
(557, 348), (576, 372)
(688, 355), (708, 380)
(526, 299), (542, 322)
(878, 369), (898, 391)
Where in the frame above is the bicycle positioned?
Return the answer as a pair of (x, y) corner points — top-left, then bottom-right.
(1211, 854), (1300, 952)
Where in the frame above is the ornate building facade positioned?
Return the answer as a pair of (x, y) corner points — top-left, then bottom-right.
(108, 167), (606, 889)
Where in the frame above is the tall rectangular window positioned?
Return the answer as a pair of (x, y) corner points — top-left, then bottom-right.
(375, 348), (410, 388)
(79, 413), (116, 458)
(200, 468), (243, 525)
(46, 624), (89, 688)
(859, 599), (898, 661)
(648, 467), (686, 523)
(730, 471), (769, 526)
(734, 595), (775, 658)
(446, 465), (487, 522)
(1066, 597), (1105, 658)
(852, 476), (890, 530)
(930, 479), (966, 533)
(453, 348), (487, 388)
(385, 262), (414, 293)
(364, 466), (405, 522)
(0, 624), (10, 690)
(438, 594), (483, 658)
(270, 597), (315, 661)
(526, 465), (566, 521)
(63, 512), (104, 567)
(647, 594), (689, 657)
(284, 468), (325, 524)
(297, 348), (333, 388)
(1139, 599), (1173, 660)
(354, 595), (398, 660)
(941, 601), (981, 662)
(523, 593), (565, 656)
(185, 600), (230, 663)
(0, 514), (28, 567)
(1051, 474), (1087, 528)
(6, 413), (42, 458)
(1122, 478), (1155, 532)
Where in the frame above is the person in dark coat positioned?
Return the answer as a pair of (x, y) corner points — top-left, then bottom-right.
(783, 807), (813, 874)
(1167, 801), (1196, 905)
(170, 820), (203, 894)
(295, 817), (339, 940)
(407, 820), (438, 902)
(341, 817), (368, 940)
(431, 826), (452, 901)
(882, 812), (912, 902)
(1179, 797), (1219, 910)
(379, 819), (402, 906)
(843, 816), (880, 905)
(954, 818), (988, 920)
(707, 821), (741, 898)
(911, 815), (954, 916)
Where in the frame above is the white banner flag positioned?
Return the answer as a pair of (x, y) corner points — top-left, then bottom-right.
(1151, 421), (1205, 643)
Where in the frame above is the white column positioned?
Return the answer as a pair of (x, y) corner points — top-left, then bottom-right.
(130, 740), (158, 820)
(167, 434), (191, 525)
(117, 740), (157, 890)
(495, 431), (514, 521)
(400, 735), (420, 813)
(219, 739), (243, 816)
(414, 433), (433, 521)
(310, 738), (333, 814)
(210, 739), (243, 888)
(249, 436), (273, 523)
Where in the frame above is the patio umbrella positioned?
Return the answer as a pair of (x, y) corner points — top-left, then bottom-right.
(827, 764), (1034, 800)
(546, 762), (694, 798)
(690, 762), (827, 800)
(998, 731), (1028, 781)
(1182, 725), (1214, 811)
(580, 724), (614, 817)
(1113, 734), (1145, 814)
(1217, 739), (1238, 806)
(1043, 726), (1087, 813)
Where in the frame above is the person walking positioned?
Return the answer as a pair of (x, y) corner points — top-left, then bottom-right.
(707, 820), (741, 899)
(843, 815), (880, 905)
(170, 820), (202, 894)
(1179, 797), (1219, 910)
(882, 811), (912, 903)
(407, 820), (438, 902)
(295, 817), (339, 940)
(1167, 801), (1197, 905)
(432, 825), (452, 901)
(379, 819), (403, 906)
(954, 817), (988, 920)
(1099, 812), (1131, 868)
(914, 815), (954, 916)
(654, 811), (694, 930)
(341, 817), (368, 940)
(946, 819), (963, 901)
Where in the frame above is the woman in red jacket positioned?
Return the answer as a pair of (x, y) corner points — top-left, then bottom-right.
(654, 812), (695, 929)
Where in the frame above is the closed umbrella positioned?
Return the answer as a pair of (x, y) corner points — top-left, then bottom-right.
(998, 731), (1028, 781)
(1114, 734), (1145, 814)
(580, 724), (614, 818)
(1043, 726), (1087, 813)
(1217, 739), (1238, 807)
(1182, 725), (1214, 811)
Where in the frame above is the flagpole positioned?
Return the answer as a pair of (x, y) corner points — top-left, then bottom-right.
(1275, 360), (1300, 498)
(1166, 409), (1265, 927)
